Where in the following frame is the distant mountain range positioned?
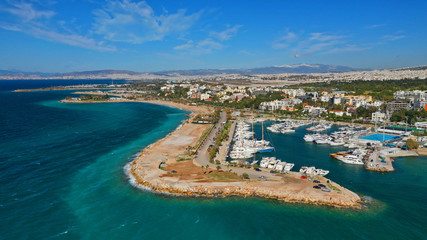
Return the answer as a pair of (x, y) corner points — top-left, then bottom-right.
(155, 64), (367, 76)
(0, 64), (425, 79)
(0, 70), (57, 76)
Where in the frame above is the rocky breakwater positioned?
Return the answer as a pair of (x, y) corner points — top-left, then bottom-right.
(129, 162), (361, 208)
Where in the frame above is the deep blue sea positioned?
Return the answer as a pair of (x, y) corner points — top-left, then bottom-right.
(0, 80), (426, 240)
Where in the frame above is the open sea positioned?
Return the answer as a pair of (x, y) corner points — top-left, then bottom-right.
(0, 80), (426, 240)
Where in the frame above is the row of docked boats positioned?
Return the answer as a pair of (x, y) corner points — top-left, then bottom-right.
(229, 120), (274, 159)
(259, 157), (294, 172)
(306, 123), (332, 132)
(267, 119), (309, 134)
(303, 133), (346, 146)
(304, 125), (371, 147)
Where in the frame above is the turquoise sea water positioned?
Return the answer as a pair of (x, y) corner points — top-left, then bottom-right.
(0, 80), (426, 240)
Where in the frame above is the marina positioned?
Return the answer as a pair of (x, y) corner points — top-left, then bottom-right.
(242, 119), (421, 174)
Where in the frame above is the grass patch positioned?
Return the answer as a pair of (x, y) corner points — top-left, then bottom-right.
(327, 183), (341, 192)
(207, 171), (242, 181)
(176, 157), (192, 162)
(193, 124), (214, 151)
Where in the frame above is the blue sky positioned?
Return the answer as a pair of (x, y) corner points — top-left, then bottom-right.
(0, 0), (426, 73)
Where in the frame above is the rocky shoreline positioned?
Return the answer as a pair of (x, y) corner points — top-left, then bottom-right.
(129, 168), (361, 208)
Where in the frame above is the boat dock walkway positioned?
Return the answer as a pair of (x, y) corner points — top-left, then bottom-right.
(388, 150), (419, 158)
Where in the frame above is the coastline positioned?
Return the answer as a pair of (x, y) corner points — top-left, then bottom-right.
(113, 100), (361, 208)
(62, 97), (362, 208)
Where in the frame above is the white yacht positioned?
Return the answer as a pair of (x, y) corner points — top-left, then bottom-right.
(304, 134), (315, 142)
(281, 128), (295, 134)
(284, 163), (294, 172)
(329, 138), (345, 146)
(314, 136), (330, 144)
(336, 154), (364, 165)
(299, 166), (329, 176)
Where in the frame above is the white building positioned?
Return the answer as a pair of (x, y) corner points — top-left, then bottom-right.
(259, 99), (302, 111)
(328, 110), (350, 117)
(372, 111), (386, 122)
(282, 88), (306, 97)
(332, 96), (344, 105)
(309, 107), (326, 116)
(320, 95), (330, 102)
(200, 93), (211, 101)
(415, 122), (427, 130)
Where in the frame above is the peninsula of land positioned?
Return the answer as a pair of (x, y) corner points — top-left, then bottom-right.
(61, 96), (362, 208)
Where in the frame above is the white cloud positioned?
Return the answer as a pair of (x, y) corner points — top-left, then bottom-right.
(325, 45), (370, 54)
(197, 38), (223, 50)
(279, 31), (297, 41)
(273, 31), (371, 57)
(92, 0), (201, 44)
(309, 33), (345, 42)
(0, 1), (116, 52)
(239, 50), (255, 56)
(173, 37), (224, 55)
(272, 30), (297, 49)
(365, 24), (387, 29)
(0, 23), (116, 51)
(173, 40), (194, 50)
(304, 40), (342, 53)
(29, 27), (116, 51)
(0, 2), (55, 22)
(174, 25), (240, 55)
(209, 25), (242, 41)
(382, 34), (405, 41)
(0, 0), (202, 51)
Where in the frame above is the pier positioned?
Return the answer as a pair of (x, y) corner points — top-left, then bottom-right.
(365, 151), (395, 172)
(365, 150), (419, 172)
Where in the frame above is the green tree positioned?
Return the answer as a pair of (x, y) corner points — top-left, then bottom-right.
(406, 139), (419, 149)
(242, 173), (249, 179)
(356, 106), (378, 118)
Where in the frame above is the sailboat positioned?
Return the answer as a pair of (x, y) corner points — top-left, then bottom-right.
(258, 120), (275, 153)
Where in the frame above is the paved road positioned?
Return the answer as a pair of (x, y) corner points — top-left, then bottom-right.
(195, 114), (282, 180)
(195, 111), (226, 168)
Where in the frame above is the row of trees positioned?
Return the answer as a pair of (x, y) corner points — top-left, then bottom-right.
(208, 120), (232, 162)
(390, 109), (427, 124)
(79, 94), (109, 101)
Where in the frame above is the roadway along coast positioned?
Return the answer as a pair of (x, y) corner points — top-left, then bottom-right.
(61, 95), (362, 208)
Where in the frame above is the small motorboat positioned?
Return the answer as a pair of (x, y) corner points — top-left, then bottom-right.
(321, 187), (331, 192)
